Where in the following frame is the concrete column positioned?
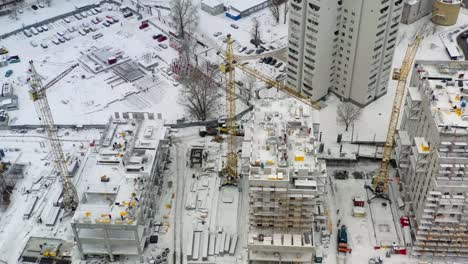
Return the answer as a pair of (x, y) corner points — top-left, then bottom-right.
(103, 226), (114, 261)
(134, 229), (144, 263)
(71, 223), (85, 260)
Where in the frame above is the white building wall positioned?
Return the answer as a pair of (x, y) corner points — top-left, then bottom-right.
(286, 0), (403, 107)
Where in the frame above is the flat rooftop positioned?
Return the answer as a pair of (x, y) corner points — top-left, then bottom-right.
(72, 112), (166, 226)
(244, 100), (322, 184)
(412, 61), (468, 130)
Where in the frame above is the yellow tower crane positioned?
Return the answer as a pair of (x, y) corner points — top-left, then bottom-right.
(28, 61), (80, 211)
(364, 34), (424, 202)
(220, 34), (239, 186)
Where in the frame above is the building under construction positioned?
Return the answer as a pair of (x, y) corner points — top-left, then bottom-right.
(242, 99), (327, 263)
(394, 60), (468, 257)
(71, 112), (169, 262)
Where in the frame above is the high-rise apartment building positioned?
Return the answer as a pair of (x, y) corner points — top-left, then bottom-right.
(401, 0), (436, 24)
(394, 60), (468, 257)
(286, 0), (404, 107)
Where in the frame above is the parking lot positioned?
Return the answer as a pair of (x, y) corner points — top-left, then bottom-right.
(1, 3), (183, 125)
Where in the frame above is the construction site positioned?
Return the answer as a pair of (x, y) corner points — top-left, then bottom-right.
(2, 0), (468, 264)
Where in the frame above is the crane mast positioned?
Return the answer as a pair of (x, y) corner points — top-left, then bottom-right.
(365, 35), (423, 202)
(221, 34), (238, 186)
(28, 61), (79, 211)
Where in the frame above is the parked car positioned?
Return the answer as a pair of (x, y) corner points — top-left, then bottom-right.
(213, 32), (222, 37)
(139, 23), (149, 30)
(255, 48), (265, 54)
(63, 35), (72, 41)
(94, 7), (102, 13)
(38, 3), (45, 8)
(57, 37), (65, 43)
(24, 30), (32, 37)
(106, 19), (114, 25)
(157, 36), (167, 42)
(52, 39), (60, 45)
(112, 17), (119, 23)
(90, 9), (97, 15)
(246, 49), (254, 54)
(230, 24), (239, 29)
(64, 17), (71, 23)
(92, 33), (103, 40)
(275, 62), (283, 68)
(279, 66), (286, 72)
(8, 55), (20, 63)
(30, 40), (38, 47)
(158, 43), (168, 49)
(35, 26), (43, 33)
(153, 34), (163, 40)
(86, 10), (93, 16)
(123, 12), (133, 18)
(78, 29), (87, 36)
(270, 58), (277, 65)
(81, 12), (88, 18)
(259, 57), (265, 63)
(57, 31), (65, 37)
(238, 46), (247, 53)
(264, 57), (272, 64)
(40, 43), (48, 49)
(0, 47), (8, 54)
(31, 4), (38, 10)
(41, 25), (49, 31)
(30, 27), (39, 35)
(106, 15), (113, 19)
(103, 22), (110, 27)
(5, 70), (13, 77)
(74, 14), (82, 20)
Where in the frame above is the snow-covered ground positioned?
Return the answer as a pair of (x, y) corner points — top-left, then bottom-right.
(3, 0), (468, 263)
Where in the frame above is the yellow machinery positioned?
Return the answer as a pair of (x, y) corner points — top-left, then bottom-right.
(365, 35), (423, 201)
(219, 35), (322, 186)
(28, 61), (79, 211)
(220, 34), (238, 186)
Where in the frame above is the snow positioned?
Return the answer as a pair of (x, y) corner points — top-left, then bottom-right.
(201, 0), (223, 8)
(0, 0), (100, 36)
(2, 0), (468, 263)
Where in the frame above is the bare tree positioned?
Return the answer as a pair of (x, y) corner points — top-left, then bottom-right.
(251, 18), (261, 48)
(337, 102), (362, 132)
(244, 75), (256, 102)
(178, 66), (220, 121)
(283, 0), (289, 24)
(269, 0), (281, 24)
(170, 0), (199, 39)
(179, 36), (197, 64)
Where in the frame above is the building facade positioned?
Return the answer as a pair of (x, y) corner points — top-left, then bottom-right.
(242, 99), (327, 263)
(401, 0), (436, 24)
(394, 61), (468, 257)
(286, 0), (404, 107)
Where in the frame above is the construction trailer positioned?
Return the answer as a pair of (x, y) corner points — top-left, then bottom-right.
(243, 99), (327, 263)
(71, 112), (169, 262)
(394, 60), (468, 257)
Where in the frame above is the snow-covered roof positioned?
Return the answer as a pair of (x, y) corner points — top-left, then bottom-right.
(72, 112), (167, 225)
(225, 0), (269, 12)
(413, 61), (468, 130)
(202, 0), (223, 8)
